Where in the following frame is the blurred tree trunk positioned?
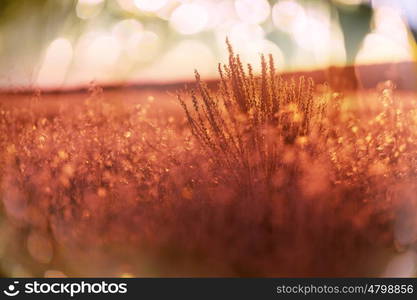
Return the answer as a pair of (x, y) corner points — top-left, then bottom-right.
(334, 3), (373, 91)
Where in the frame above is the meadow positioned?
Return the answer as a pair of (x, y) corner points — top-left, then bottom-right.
(0, 45), (417, 277)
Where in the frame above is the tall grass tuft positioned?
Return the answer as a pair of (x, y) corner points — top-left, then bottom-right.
(178, 40), (328, 193)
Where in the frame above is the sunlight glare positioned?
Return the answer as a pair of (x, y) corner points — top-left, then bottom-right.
(76, 0), (104, 19)
(170, 3), (208, 35)
(126, 31), (160, 62)
(134, 0), (168, 12)
(356, 7), (413, 64)
(87, 35), (121, 69)
(37, 38), (73, 88)
(112, 19), (144, 41)
(137, 40), (216, 82)
(382, 251), (417, 277)
(272, 0), (306, 34)
(235, 0), (270, 24)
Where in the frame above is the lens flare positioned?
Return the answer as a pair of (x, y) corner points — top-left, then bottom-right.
(37, 38), (73, 88)
(235, 0), (270, 24)
(112, 19), (144, 41)
(356, 7), (413, 64)
(134, 0), (168, 12)
(170, 3), (208, 35)
(272, 0), (306, 34)
(76, 0), (104, 19)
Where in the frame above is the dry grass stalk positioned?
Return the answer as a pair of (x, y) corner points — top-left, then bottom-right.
(178, 40), (328, 191)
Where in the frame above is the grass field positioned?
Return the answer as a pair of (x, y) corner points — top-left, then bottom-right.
(1, 50), (417, 277)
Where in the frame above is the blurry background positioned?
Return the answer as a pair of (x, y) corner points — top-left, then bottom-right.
(0, 0), (416, 90)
